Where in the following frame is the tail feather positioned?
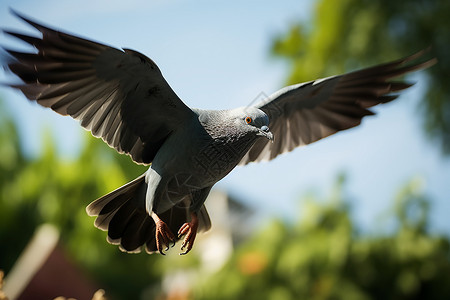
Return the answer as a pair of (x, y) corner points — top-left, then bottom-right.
(94, 206), (120, 231)
(108, 200), (138, 240)
(86, 174), (146, 216)
(86, 173), (212, 254)
(198, 204), (212, 232)
(121, 215), (154, 253)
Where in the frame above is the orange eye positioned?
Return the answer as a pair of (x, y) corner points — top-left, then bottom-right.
(245, 117), (253, 124)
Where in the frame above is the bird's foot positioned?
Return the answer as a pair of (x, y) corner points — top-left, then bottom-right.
(151, 212), (175, 255)
(177, 212), (199, 255)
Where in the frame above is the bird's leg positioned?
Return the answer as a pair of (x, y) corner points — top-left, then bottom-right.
(177, 212), (199, 255)
(151, 211), (175, 255)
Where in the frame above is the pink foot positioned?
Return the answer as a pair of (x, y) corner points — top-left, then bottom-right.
(177, 212), (199, 255)
(152, 213), (175, 255)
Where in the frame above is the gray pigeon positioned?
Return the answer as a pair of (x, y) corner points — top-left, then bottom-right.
(2, 11), (436, 255)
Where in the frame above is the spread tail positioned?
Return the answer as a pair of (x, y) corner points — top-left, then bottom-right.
(86, 174), (211, 254)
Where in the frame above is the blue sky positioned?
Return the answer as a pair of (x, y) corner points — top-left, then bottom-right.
(1, 0), (449, 235)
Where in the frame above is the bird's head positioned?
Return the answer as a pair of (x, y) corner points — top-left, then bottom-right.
(231, 107), (274, 141)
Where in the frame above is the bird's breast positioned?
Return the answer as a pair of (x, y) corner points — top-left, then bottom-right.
(150, 129), (257, 212)
(189, 135), (256, 183)
(151, 122), (257, 194)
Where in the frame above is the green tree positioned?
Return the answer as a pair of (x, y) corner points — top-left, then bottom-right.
(0, 99), (180, 299)
(194, 177), (450, 300)
(272, 0), (450, 153)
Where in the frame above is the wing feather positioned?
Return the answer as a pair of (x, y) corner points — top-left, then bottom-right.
(3, 10), (195, 164)
(239, 49), (436, 165)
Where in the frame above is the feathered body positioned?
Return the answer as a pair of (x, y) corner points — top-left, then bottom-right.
(2, 10), (436, 254)
(87, 108), (269, 253)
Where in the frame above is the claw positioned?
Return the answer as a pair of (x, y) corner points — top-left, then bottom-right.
(177, 212), (199, 255)
(152, 212), (176, 255)
(177, 222), (190, 239)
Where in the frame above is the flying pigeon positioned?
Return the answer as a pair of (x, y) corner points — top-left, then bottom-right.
(2, 10), (436, 255)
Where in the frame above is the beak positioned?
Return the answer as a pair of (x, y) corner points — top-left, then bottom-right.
(258, 125), (274, 142)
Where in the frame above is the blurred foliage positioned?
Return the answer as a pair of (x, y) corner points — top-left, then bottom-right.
(1, 101), (450, 299)
(0, 270), (6, 300)
(54, 289), (107, 300)
(0, 100), (202, 299)
(2, 2), (450, 298)
(272, 0), (450, 154)
(194, 177), (450, 300)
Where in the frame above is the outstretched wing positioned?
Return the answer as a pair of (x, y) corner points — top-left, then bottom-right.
(3, 10), (195, 164)
(239, 49), (436, 165)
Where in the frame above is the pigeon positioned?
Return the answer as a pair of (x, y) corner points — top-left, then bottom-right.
(1, 10), (436, 255)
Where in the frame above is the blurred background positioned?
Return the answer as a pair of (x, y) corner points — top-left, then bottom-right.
(0, 0), (449, 299)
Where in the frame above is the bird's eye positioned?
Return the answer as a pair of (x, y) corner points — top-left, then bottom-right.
(245, 117), (253, 124)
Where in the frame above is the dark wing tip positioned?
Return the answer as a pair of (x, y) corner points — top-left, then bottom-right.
(9, 8), (32, 24)
(406, 46), (438, 67)
(418, 56), (438, 70)
(403, 46), (432, 63)
(396, 47), (437, 75)
(9, 8), (49, 33)
(389, 46), (436, 69)
(403, 49), (438, 72)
